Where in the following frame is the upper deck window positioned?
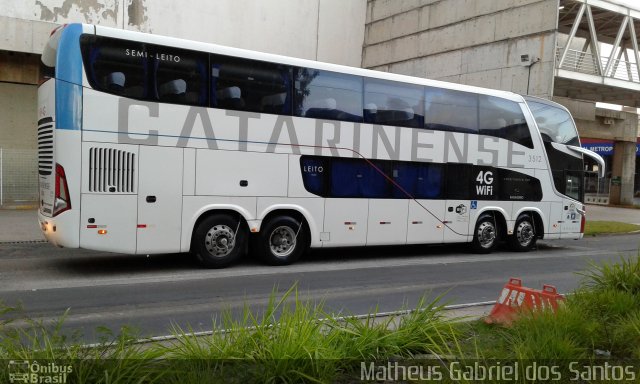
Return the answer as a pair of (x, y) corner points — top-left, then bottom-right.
(479, 95), (533, 148)
(154, 47), (208, 106)
(364, 79), (424, 128)
(424, 87), (478, 133)
(294, 69), (363, 123)
(81, 35), (208, 106)
(526, 99), (579, 146)
(81, 35), (148, 99)
(211, 55), (292, 114)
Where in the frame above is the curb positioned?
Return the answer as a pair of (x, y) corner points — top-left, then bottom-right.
(0, 205), (38, 210)
(82, 301), (497, 349)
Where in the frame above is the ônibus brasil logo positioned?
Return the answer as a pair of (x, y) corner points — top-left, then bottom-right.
(7, 360), (72, 384)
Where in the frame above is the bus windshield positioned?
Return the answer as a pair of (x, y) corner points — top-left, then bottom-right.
(525, 98), (580, 146)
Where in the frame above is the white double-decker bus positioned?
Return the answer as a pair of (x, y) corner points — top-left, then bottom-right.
(38, 24), (604, 268)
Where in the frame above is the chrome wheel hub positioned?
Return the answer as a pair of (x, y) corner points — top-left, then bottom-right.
(205, 225), (235, 257)
(516, 222), (534, 246)
(269, 226), (296, 258)
(477, 221), (496, 248)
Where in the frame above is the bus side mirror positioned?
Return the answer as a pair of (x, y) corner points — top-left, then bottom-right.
(567, 145), (606, 178)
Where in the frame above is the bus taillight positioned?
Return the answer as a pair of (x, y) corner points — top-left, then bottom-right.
(53, 163), (71, 216)
(580, 214), (586, 234)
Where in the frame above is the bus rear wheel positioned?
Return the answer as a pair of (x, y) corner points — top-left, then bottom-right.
(471, 214), (497, 254)
(258, 216), (308, 266)
(192, 213), (246, 268)
(508, 214), (537, 252)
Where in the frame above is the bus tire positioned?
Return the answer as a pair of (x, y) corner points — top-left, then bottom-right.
(258, 216), (308, 266)
(508, 214), (537, 252)
(471, 214), (497, 254)
(192, 213), (246, 268)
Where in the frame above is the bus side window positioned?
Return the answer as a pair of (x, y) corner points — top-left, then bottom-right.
(479, 95), (533, 149)
(391, 162), (442, 199)
(330, 158), (388, 198)
(211, 55), (292, 114)
(80, 35), (148, 99)
(295, 68), (363, 123)
(425, 87), (478, 134)
(153, 48), (208, 106)
(364, 78), (424, 128)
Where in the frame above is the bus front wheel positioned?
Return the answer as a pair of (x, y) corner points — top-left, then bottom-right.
(508, 214), (537, 252)
(471, 214), (497, 254)
(192, 213), (246, 268)
(257, 216), (308, 266)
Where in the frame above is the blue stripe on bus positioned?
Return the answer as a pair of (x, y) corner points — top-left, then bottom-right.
(56, 23), (83, 85)
(55, 24), (84, 130)
(56, 80), (82, 130)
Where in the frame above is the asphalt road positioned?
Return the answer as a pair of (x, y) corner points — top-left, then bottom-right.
(1, 234), (639, 342)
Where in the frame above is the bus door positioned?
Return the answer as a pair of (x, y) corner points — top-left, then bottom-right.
(443, 164), (472, 243)
(136, 146), (183, 254)
(560, 170), (584, 235)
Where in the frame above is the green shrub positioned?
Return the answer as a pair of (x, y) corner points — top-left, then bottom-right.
(579, 254), (640, 294)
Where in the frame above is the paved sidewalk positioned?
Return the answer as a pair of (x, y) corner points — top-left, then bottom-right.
(586, 204), (640, 225)
(0, 209), (44, 242)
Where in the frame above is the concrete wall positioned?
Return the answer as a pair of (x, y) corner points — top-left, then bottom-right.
(0, 83), (38, 206)
(0, 0), (366, 66)
(362, 0), (558, 98)
(0, 0), (366, 205)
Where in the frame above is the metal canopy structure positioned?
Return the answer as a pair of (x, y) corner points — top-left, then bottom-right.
(555, 0), (640, 106)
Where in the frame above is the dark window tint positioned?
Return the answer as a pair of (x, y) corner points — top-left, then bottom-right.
(479, 96), (533, 148)
(81, 35), (147, 98)
(300, 157), (327, 196)
(364, 79), (424, 128)
(526, 100), (580, 146)
(295, 68), (363, 122)
(153, 47), (208, 106)
(212, 55), (291, 114)
(331, 159), (388, 198)
(472, 166), (498, 200)
(391, 162), (442, 199)
(498, 169), (543, 201)
(425, 87), (478, 133)
(445, 163), (472, 199)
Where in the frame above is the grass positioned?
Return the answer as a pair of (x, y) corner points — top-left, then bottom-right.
(2, 255), (640, 382)
(584, 220), (640, 236)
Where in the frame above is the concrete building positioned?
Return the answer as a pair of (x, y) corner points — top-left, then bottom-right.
(1, 0), (639, 206)
(0, 0), (367, 207)
(363, 0), (640, 205)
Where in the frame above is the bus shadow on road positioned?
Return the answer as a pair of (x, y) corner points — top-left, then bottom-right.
(48, 241), (564, 275)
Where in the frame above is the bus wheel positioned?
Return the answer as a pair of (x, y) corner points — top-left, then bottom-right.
(471, 214), (497, 254)
(508, 215), (536, 252)
(258, 216), (308, 266)
(192, 214), (246, 268)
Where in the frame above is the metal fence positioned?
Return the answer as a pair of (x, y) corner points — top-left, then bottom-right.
(0, 148), (38, 207)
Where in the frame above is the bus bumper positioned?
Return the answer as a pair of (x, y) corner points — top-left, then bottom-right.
(38, 210), (80, 248)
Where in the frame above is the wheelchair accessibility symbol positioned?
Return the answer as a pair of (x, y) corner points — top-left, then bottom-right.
(470, 200), (478, 210)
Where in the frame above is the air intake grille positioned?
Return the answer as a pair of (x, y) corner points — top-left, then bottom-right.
(37, 117), (54, 176)
(89, 147), (136, 193)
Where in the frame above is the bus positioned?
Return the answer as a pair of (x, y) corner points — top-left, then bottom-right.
(37, 23), (604, 268)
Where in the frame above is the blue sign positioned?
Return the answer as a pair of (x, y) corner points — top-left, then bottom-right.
(582, 142), (614, 156)
(582, 141), (640, 156)
(470, 200), (478, 210)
